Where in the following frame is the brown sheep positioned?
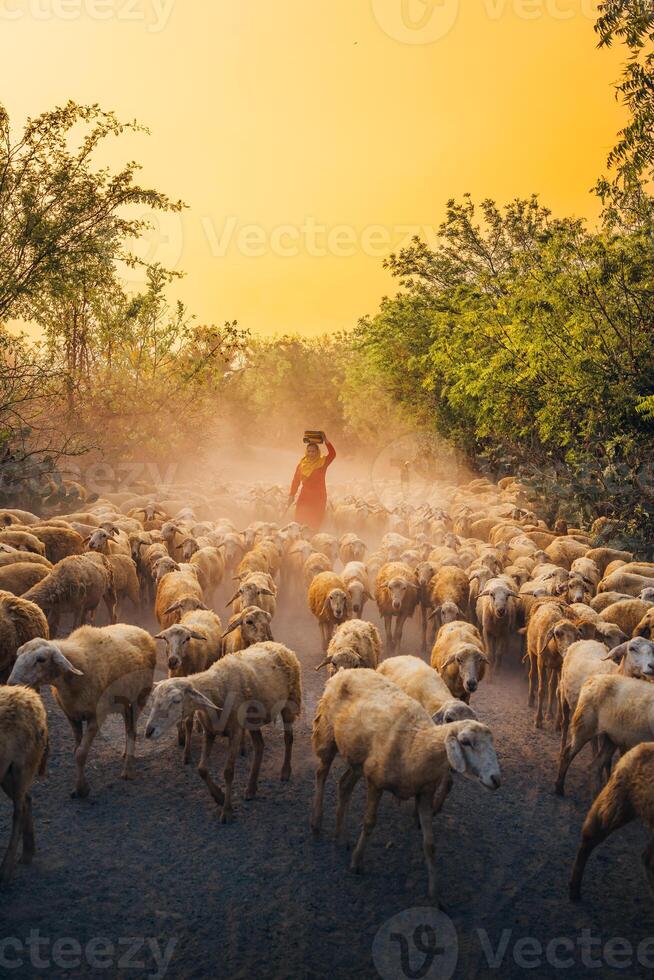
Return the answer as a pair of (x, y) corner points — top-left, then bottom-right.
(430, 620), (488, 703)
(303, 552), (332, 588)
(598, 599), (654, 638)
(544, 537), (588, 570)
(0, 563), (50, 596)
(0, 551), (52, 570)
(310, 669), (500, 899)
(633, 608), (654, 640)
(155, 563), (204, 629)
(24, 526), (85, 564)
(315, 619), (381, 674)
(584, 547), (634, 576)
(524, 600), (581, 729)
(375, 561), (418, 654)
(0, 592), (50, 684)
(145, 642), (302, 822)
(9, 625), (156, 798)
(429, 565), (469, 632)
(0, 531), (46, 556)
(308, 572), (351, 651)
(221, 605), (273, 655)
(569, 743), (654, 902)
(0, 686), (48, 883)
(22, 555), (116, 637)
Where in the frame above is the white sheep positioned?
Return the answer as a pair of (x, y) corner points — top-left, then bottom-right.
(310, 668), (500, 899)
(0, 685), (48, 883)
(145, 641), (302, 822)
(377, 655), (477, 724)
(8, 625), (156, 798)
(315, 619), (381, 674)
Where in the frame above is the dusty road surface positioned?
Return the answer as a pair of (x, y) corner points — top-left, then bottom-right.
(2, 593), (654, 980)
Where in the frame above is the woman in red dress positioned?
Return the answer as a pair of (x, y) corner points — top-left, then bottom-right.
(288, 434), (336, 531)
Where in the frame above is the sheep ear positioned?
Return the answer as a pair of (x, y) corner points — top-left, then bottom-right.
(634, 622), (652, 638)
(225, 590), (241, 607)
(163, 603), (181, 616)
(187, 630), (206, 641)
(363, 590), (372, 601)
(577, 621), (596, 640)
(602, 642), (629, 663)
(153, 632), (169, 642)
(221, 618), (243, 638)
(53, 649), (84, 676)
(184, 688), (221, 713)
(445, 732), (467, 773)
(314, 657), (332, 671)
(538, 626), (556, 656)
(428, 606), (441, 621)
(259, 588), (275, 597)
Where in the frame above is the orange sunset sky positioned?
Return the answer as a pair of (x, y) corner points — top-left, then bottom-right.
(2, 0), (626, 335)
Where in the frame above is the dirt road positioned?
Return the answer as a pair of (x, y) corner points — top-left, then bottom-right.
(2, 596), (653, 980)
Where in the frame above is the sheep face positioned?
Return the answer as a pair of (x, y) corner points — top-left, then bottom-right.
(432, 699), (478, 725)
(347, 581), (367, 617)
(445, 645), (487, 695)
(145, 680), (219, 739)
(444, 723), (501, 790)
(479, 583), (517, 619)
(326, 589), (348, 622)
(240, 609), (273, 645)
(386, 576), (414, 613)
(155, 625), (206, 672)
(319, 648), (363, 673)
(181, 539), (199, 560)
(87, 528), (113, 552)
(8, 639), (84, 688)
(634, 609), (654, 640)
(639, 588), (654, 603)
(593, 622), (627, 649)
(567, 575), (592, 605)
(153, 557), (179, 583)
(240, 582), (274, 608)
(609, 637), (654, 677)
(547, 622), (581, 658)
(439, 601), (460, 625)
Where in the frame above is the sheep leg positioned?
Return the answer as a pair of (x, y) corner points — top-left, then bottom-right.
(555, 726), (592, 797)
(182, 715), (194, 765)
(198, 730), (225, 806)
(335, 767), (360, 845)
(67, 717), (84, 748)
(642, 836), (654, 898)
(431, 773), (453, 815)
(534, 659), (546, 729)
(546, 669), (557, 723)
(0, 769), (23, 883)
(121, 703), (137, 781)
(417, 789), (438, 900)
(420, 606), (428, 654)
(280, 707), (294, 781)
(72, 719), (99, 799)
(245, 729), (264, 800)
(394, 615), (407, 654)
(590, 739), (616, 796)
(350, 781), (382, 875)
(559, 699), (571, 756)
(310, 742), (337, 835)
(20, 793), (34, 865)
(220, 728), (243, 824)
(569, 785), (633, 901)
(527, 653), (536, 707)
(383, 615), (393, 654)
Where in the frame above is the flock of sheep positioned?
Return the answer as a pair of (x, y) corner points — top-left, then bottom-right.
(1, 474), (654, 907)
